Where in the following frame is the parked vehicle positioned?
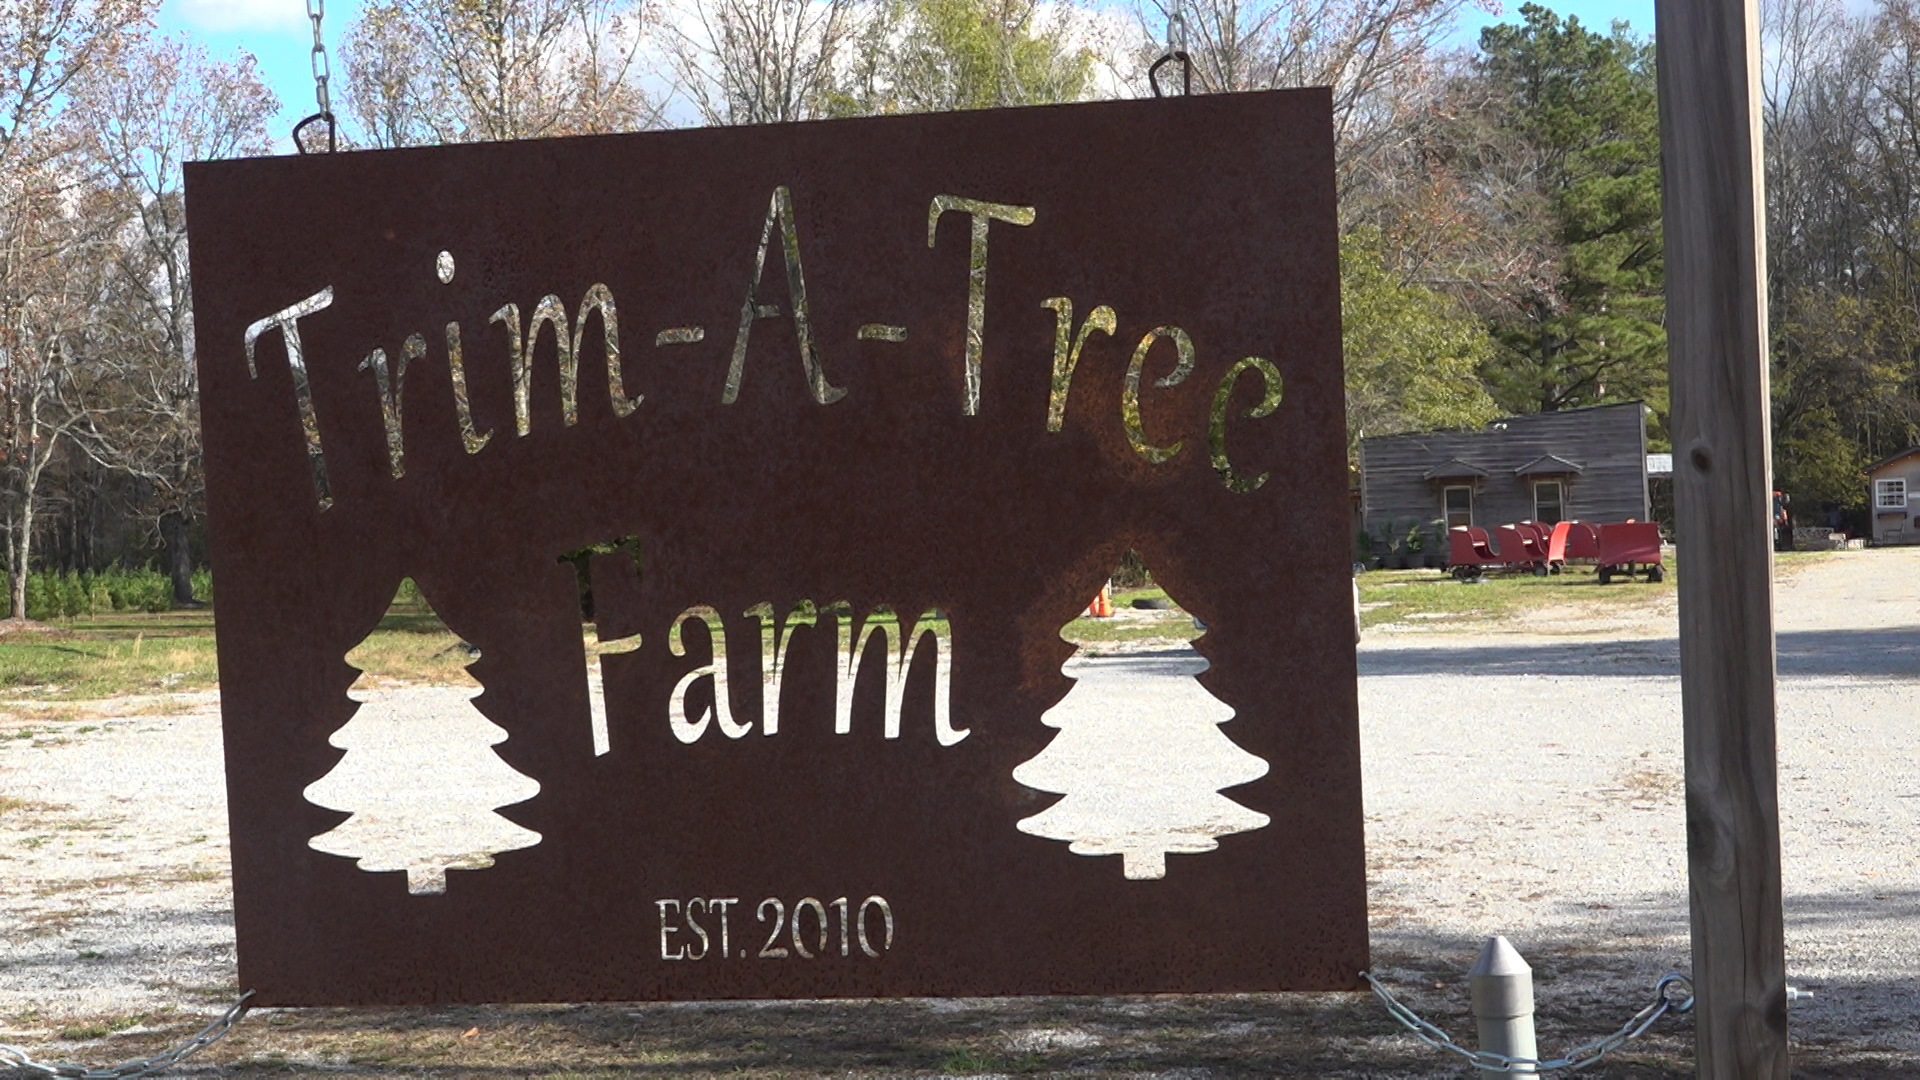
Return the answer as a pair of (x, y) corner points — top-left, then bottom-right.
(1449, 519), (1662, 582)
(1545, 521), (1601, 568)
(1597, 521), (1665, 583)
(1447, 525), (1548, 579)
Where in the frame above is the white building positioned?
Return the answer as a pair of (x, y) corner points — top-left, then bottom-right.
(1866, 448), (1920, 545)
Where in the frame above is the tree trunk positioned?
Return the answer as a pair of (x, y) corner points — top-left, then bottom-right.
(11, 504), (30, 621)
(162, 510), (198, 607)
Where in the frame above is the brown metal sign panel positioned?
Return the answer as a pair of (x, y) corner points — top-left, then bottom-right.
(185, 90), (1366, 1006)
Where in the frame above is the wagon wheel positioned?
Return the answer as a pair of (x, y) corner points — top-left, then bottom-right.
(1647, 564), (1665, 583)
(1532, 562), (1549, 577)
(1598, 565), (1613, 585)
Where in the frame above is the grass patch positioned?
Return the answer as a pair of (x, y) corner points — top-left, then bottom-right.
(0, 585), (476, 697)
(0, 611), (219, 699)
(1358, 562), (1676, 630)
(342, 594), (481, 686)
(56, 1014), (148, 1041)
(1060, 587), (1201, 645)
(940, 1045), (1019, 1073)
(1361, 546), (1842, 630)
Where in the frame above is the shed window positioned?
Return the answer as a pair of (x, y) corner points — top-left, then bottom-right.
(1443, 485), (1473, 529)
(1877, 478), (1908, 510)
(1533, 481), (1564, 525)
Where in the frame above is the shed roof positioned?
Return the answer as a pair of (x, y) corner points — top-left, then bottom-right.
(1422, 458), (1488, 480)
(1514, 454), (1585, 476)
(1865, 447), (1920, 475)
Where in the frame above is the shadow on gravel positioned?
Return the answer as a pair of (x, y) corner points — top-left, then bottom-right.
(1067, 644), (1206, 677)
(1785, 888), (1920, 929)
(1360, 626), (1920, 679)
(1371, 895), (1920, 1079)
(6, 922), (1907, 1077)
(47, 989), (1696, 1079)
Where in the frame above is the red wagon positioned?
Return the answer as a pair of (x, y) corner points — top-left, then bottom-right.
(1447, 525), (1549, 579)
(1544, 521), (1601, 570)
(1596, 521), (1665, 583)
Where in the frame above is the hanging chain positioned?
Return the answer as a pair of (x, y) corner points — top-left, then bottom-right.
(309, 0), (331, 118)
(0, 992), (254, 1080)
(1363, 972), (1693, 1074)
(1149, 0), (1193, 98)
(294, 0), (336, 153)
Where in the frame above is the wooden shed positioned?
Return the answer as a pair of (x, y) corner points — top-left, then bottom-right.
(1358, 402), (1650, 546)
(1865, 448), (1920, 545)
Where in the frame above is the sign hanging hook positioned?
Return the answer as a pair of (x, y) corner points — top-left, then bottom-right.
(1149, 0), (1192, 98)
(295, 0), (337, 152)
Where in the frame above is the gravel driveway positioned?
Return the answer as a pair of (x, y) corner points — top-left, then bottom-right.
(0, 549), (1915, 1076)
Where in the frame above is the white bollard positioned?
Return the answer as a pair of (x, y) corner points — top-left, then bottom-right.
(1469, 935), (1538, 1073)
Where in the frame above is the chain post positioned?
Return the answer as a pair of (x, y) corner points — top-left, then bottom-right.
(1363, 971), (1695, 1074)
(294, 0), (336, 153)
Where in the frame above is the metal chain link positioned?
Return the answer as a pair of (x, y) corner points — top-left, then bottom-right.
(308, 0), (331, 117)
(1363, 971), (1693, 1074)
(294, 0), (336, 152)
(1148, 0), (1193, 101)
(0, 992), (254, 1080)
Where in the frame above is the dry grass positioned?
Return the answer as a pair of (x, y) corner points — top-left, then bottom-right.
(0, 795), (69, 816)
(10, 987), (1892, 1077)
(0, 698), (198, 724)
(0, 991), (1707, 1078)
(1060, 587), (1202, 644)
(1359, 563), (1677, 629)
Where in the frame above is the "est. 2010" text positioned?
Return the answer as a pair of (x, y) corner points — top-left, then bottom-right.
(656, 895), (895, 961)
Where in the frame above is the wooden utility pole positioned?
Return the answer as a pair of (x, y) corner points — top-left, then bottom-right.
(1653, 1), (1790, 1076)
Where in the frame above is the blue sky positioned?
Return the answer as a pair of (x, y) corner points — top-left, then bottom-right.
(1453, 1), (1653, 47)
(157, 0), (1657, 151)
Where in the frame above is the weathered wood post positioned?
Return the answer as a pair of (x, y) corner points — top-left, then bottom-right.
(1653, 0), (1790, 1076)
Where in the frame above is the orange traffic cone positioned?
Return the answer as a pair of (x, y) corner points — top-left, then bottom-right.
(1087, 584), (1114, 618)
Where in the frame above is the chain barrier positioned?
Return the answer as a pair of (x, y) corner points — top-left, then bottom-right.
(1363, 971), (1693, 1074)
(294, 0), (336, 153)
(1149, 0), (1192, 97)
(0, 992), (254, 1080)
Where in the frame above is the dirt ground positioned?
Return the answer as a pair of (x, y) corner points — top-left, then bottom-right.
(2, 549), (1917, 1077)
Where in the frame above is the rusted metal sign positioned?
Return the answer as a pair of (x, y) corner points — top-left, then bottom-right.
(185, 90), (1366, 1006)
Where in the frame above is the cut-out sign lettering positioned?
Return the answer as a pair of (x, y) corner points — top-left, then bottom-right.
(243, 193), (1282, 508)
(186, 91), (1366, 1007)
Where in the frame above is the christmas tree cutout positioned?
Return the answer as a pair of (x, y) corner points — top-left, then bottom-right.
(1013, 586), (1268, 880)
(303, 591), (541, 895)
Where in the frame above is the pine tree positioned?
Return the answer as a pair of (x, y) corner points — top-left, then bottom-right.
(303, 614), (541, 894)
(1013, 626), (1268, 880)
(1474, 4), (1666, 421)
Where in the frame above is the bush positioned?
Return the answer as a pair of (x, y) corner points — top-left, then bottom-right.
(23, 573), (53, 620)
(105, 571), (172, 613)
(21, 568), (198, 620)
(56, 575), (86, 618)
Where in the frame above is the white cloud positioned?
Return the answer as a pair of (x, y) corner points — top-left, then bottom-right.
(172, 0), (310, 34)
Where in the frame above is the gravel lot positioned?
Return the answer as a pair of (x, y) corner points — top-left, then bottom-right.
(0, 548), (1915, 1076)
